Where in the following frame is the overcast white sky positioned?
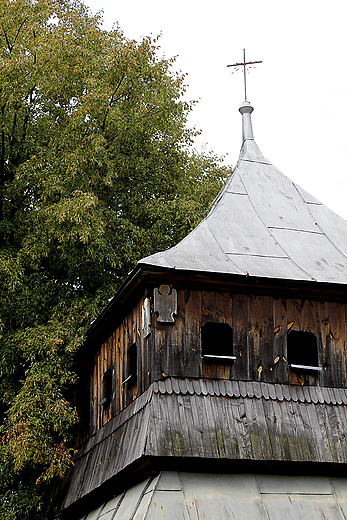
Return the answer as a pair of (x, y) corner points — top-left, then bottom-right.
(85, 0), (347, 220)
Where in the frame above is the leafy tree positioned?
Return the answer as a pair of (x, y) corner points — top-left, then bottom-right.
(0, 0), (230, 517)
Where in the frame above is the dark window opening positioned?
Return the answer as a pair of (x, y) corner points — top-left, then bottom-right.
(123, 342), (137, 386)
(202, 322), (235, 363)
(287, 330), (322, 372)
(99, 368), (112, 409)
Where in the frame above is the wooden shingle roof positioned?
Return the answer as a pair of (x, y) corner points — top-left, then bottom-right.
(139, 102), (347, 284)
(61, 378), (347, 510)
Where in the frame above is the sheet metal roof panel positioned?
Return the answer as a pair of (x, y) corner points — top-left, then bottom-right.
(239, 160), (319, 232)
(256, 474), (332, 495)
(262, 493), (344, 520)
(238, 139), (272, 164)
(180, 473), (269, 520)
(99, 495), (124, 517)
(225, 172), (248, 194)
(111, 480), (150, 520)
(296, 185), (323, 204)
(155, 471), (182, 491)
(132, 490), (155, 520)
(99, 509), (120, 520)
(144, 489), (190, 520)
(85, 506), (105, 520)
(207, 192), (288, 257)
(270, 228), (347, 283)
(331, 478), (347, 519)
(308, 203), (347, 259)
(139, 220), (244, 274)
(226, 254), (311, 281)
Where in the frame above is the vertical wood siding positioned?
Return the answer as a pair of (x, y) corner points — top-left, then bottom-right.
(152, 291), (347, 388)
(87, 300), (145, 435)
(83, 290), (347, 438)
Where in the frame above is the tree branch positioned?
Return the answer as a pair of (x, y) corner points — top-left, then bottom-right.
(1, 26), (12, 54)
(32, 29), (36, 65)
(0, 105), (5, 187)
(106, 132), (119, 144)
(101, 76), (125, 131)
(12, 17), (29, 49)
(1, 17), (28, 54)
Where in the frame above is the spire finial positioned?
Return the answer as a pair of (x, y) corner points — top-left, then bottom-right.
(239, 101), (254, 142)
(227, 49), (262, 101)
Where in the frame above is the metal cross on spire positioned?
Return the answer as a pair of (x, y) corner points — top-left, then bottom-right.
(227, 49), (262, 101)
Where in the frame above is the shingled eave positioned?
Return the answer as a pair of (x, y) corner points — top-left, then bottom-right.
(60, 377), (347, 515)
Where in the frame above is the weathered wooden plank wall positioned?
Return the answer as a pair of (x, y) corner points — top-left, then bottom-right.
(82, 300), (146, 436)
(82, 290), (347, 438)
(152, 290), (347, 388)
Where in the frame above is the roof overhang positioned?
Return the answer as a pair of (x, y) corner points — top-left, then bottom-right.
(85, 262), (347, 351)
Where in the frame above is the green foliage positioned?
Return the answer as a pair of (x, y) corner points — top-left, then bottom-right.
(0, 0), (230, 517)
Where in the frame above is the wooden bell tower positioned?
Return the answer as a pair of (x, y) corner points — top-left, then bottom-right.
(60, 98), (347, 520)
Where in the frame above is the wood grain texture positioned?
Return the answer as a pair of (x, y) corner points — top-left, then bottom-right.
(62, 378), (347, 510)
(77, 288), (347, 439)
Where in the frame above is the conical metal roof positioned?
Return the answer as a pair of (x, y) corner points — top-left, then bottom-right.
(139, 101), (347, 284)
(77, 471), (347, 520)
